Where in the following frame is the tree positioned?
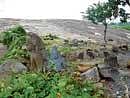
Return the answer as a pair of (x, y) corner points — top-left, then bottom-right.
(82, 0), (129, 43)
(125, 0), (130, 5)
(118, 0), (130, 5)
(82, 2), (114, 42)
(109, 0), (130, 22)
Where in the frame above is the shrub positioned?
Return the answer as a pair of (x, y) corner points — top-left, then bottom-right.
(0, 26), (29, 64)
(0, 72), (104, 98)
(2, 26), (26, 47)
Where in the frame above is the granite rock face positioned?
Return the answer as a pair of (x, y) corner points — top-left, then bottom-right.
(0, 18), (130, 43)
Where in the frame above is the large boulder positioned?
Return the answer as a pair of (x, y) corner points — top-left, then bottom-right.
(98, 64), (120, 82)
(0, 60), (27, 73)
(80, 67), (100, 82)
(98, 64), (130, 98)
(26, 32), (46, 52)
(25, 32), (48, 72)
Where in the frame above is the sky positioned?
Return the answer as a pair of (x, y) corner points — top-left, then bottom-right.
(0, 0), (129, 20)
(0, 0), (104, 19)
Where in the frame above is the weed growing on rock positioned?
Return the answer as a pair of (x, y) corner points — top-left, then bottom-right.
(0, 26), (29, 64)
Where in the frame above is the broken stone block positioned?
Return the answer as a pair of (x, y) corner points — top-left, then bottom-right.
(80, 67), (100, 82)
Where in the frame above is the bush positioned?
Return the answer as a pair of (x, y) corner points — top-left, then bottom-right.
(0, 26), (29, 64)
(2, 26), (26, 47)
(0, 72), (104, 98)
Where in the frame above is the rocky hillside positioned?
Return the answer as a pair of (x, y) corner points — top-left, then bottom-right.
(0, 18), (130, 43)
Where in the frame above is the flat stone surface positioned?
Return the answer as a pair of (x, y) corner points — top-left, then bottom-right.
(0, 18), (130, 43)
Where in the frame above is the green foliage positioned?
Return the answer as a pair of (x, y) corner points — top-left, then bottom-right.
(112, 23), (130, 31)
(58, 45), (75, 54)
(82, 2), (114, 42)
(82, 0), (129, 24)
(1, 26), (26, 47)
(0, 26), (29, 64)
(43, 34), (59, 40)
(0, 72), (104, 98)
(82, 0), (129, 42)
(108, 0), (129, 22)
(82, 2), (113, 25)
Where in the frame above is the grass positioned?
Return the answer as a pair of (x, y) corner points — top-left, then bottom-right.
(0, 72), (104, 98)
(111, 23), (130, 31)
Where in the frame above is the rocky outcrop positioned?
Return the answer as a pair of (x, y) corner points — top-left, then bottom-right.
(25, 32), (48, 72)
(97, 64), (120, 82)
(80, 62), (130, 98)
(0, 60), (27, 73)
(98, 63), (130, 98)
(0, 18), (130, 43)
(80, 67), (100, 82)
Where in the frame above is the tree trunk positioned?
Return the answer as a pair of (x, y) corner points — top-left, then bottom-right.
(104, 23), (107, 43)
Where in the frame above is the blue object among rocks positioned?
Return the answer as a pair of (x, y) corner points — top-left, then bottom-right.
(50, 46), (66, 71)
